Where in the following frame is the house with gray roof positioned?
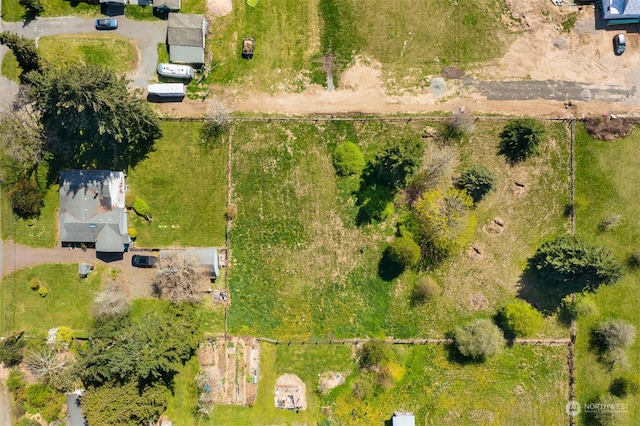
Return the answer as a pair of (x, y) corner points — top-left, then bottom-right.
(59, 170), (130, 254)
(167, 13), (207, 65)
(603, 0), (640, 22)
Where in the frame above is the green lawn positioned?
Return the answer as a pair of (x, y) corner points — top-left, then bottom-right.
(126, 121), (227, 247)
(1, 51), (21, 82)
(38, 34), (136, 74)
(574, 124), (640, 425)
(228, 120), (571, 339)
(0, 264), (103, 335)
(1, 0), (99, 21)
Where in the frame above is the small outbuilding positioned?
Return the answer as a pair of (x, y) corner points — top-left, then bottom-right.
(167, 13), (207, 65)
(66, 390), (86, 426)
(392, 411), (415, 426)
(155, 0), (181, 12)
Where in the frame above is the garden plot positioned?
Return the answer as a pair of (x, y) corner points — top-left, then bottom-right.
(197, 336), (260, 406)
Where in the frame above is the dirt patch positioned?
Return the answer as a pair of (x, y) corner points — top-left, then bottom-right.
(207, 0), (232, 17)
(196, 337), (259, 406)
(583, 116), (637, 140)
(274, 373), (307, 410)
(317, 371), (347, 395)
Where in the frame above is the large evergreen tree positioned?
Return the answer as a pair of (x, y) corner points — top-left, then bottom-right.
(26, 64), (162, 170)
(0, 32), (42, 79)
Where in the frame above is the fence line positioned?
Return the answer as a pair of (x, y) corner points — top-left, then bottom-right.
(254, 337), (571, 346)
(159, 115), (577, 123)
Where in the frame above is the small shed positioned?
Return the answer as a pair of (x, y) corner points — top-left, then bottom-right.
(155, 0), (181, 12)
(167, 14), (207, 64)
(392, 411), (415, 426)
(78, 263), (92, 278)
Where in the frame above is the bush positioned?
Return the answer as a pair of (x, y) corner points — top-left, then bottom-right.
(599, 214), (622, 232)
(37, 286), (48, 297)
(8, 180), (44, 218)
(226, 204), (238, 220)
(561, 294), (599, 319)
(457, 165), (497, 203)
(496, 300), (543, 338)
(592, 319), (636, 353)
(55, 326), (73, 349)
(359, 341), (391, 369)
(532, 235), (622, 293)
(128, 227), (138, 239)
(0, 332), (26, 367)
(333, 141), (365, 176)
(498, 118), (545, 163)
(610, 373), (640, 397)
(133, 198), (150, 217)
(125, 193), (135, 209)
(28, 278), (41, 290)
(454, 319), (505, 361)
(372, 137), (425, 187)
(386, 237), (420, 269)
(411, 276), (440, 304)
(7, 369), (25, 392)
(584, 116), (635, 141)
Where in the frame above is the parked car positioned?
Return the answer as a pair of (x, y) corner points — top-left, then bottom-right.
(132, 255), (157, 268)
(95, 18), (118, 31)
(613, 33), (626, 56)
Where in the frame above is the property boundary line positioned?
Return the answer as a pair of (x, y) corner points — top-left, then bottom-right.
(568, 119), (578, 426)
(255, 337), (571, 346)
(160, 115), (575, 123)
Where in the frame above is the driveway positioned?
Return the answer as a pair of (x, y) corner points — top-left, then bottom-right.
(0, 15), (167, 89)
(2, 240), (157, 299)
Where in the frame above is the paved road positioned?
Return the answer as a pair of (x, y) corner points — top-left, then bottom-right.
(0, 15), (167, 89)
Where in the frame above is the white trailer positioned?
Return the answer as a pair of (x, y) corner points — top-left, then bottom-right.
(147, 83), (186, 98)
(157, 63), (194, 79)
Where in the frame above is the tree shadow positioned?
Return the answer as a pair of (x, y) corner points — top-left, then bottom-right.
(516, 263), (568, 316)
(354, 165), (395, 226)
(377, 247), (404, 281)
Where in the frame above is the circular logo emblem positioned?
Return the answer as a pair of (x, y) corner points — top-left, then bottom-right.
(566, 400), (581, 416)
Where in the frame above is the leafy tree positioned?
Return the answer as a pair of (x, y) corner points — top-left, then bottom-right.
(8, 179), (44, 218)
(498, 118), (545, 163)
(610, 373), (640, 398)
(532, 235), (622, 293)
(496, 299), (543, 338)
(414, 188), (476, 262)
(82, 381), (168, 426)
(359, 341), (391, 369)
(26, 64), (162, 171)
(333, 141), (365, 176)
(592, 319), (636, 353)
(457, 164), (497, 203)
(0, 32), (41, 78)
(201, 100), (230, 144)
(133, 198), (151, 219)
(19, 0), (45, 19)
(407, 145), (457, 200)
(386, 237), (420, 269)
(0, 331), (26, 367)
(93, 282), (130, 319)
(151, 254), (204, 304)
(454, 319), (505, 361)
(372, 137), (424, 187)
(78, 305), (199, 388)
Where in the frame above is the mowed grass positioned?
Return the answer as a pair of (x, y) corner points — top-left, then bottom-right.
(166, 343), (353, 425)
(574, 124), (640, 424)
(207, 0), (320, 91)
(1, 0), (98, 21)
(331, 344), (568, 425)
(38, 34), (136, 74)
(228, 120), (571, 340)
(1, 51), (21, 82)
(350, 0), (514, 87)
(126, 121), (227, 247)
(0, 264), (103, 335)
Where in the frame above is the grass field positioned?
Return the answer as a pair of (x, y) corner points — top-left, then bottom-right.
(0, 0), (98, 22)
(1, 51), (21, 82)
(0, 264), (103, 335)
(206, 0), (513, 90)
(38, 34), (136, 74)
(227, 120), (571, 339)
(126, 121), (227, 248)
(574, 124), (640, 425)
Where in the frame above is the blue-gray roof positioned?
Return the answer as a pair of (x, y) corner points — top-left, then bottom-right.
(59, 170), (129, 252)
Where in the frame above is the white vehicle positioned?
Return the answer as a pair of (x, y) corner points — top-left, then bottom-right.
(147, 83), (185, 98)
(157, 63), (194, 79)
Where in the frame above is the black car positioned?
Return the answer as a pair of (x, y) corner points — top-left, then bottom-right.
(131, 255), (157, 268)
(613, 33), (626, 56)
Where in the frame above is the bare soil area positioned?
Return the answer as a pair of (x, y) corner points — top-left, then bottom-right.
(197, 336), (259, 406)
(274, 373), (307, 410)
(158, 0), (640, 118)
